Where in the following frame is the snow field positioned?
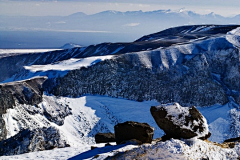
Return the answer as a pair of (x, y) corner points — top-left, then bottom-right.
(24, 55), (114, 72)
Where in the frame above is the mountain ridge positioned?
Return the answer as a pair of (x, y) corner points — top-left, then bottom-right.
(0, 24), (240, 158)
(1, 9), (239, 48)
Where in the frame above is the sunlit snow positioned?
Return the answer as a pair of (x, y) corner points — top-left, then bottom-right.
(24, 55), (114, 72)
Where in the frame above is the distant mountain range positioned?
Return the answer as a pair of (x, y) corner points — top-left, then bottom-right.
(0, 10), (239, 48)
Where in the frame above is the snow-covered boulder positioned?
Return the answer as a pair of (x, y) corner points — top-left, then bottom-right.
(0, 126), (69, 156)
(150, 103), (211, 140)
(114, 121), (154, 145)
(95, 133), (115, 144)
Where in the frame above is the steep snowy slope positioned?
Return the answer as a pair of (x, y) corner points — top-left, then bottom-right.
(45, 25), (240, 107)
(1, 25), (239, 83)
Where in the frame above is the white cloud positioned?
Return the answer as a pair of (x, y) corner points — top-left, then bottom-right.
(123, 23), (140, 27)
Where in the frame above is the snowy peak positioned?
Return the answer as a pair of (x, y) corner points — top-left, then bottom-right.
(60, 43), (82, 49)
(227, 27), (240, 48)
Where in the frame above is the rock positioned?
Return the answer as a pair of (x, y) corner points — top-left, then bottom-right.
(0, 76), (47, 105)
(0, 77), (47, 141)
(95, 133), (115, 144)
(124, 139), (143, 145)
(91, 146), (98, 150)
(0, 126), (69, 156)
(150, 103), (211, 140)
(224, 137), (240, 143)
(114, 121), (154, 145)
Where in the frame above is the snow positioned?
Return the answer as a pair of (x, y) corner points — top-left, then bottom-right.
(0, 49), (60, 54)
(87, 138), (238, 160)
(1, 95), (160, 159)
(189, 26), (215, 33)
(208, 118), (230, 143)
(226, 27), (240, 48)
(24, 55), (114, 72)
(2, 138), (238, 160)
(197, 103), (235, 143)
(60, 43), (82, 49)
(111, 46), (125, 54)
(159, 103), (209, 138)
(1, 95), (240, 159)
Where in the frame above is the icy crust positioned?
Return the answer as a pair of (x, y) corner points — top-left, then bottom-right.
(227, 27), (240, 48)
(159, 103), (209, 138)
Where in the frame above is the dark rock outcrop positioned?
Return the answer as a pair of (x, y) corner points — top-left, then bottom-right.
(150, 103), (211, 140)
(224, 137), (240, 143)
(114, 121), (154, 145)
(0, 77), (47, 141)
(0, 89), (15, 141)
(95, 133), (115, 144)
(0, 77), (47, 105)
(0, 126), (69, 156)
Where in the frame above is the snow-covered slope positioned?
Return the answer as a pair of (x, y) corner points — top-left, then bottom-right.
(24, 55), (114, 72)
(227, 27), (240, 48)
(1, 95), (239, 159)
(3, 95), (160, 146)
(45, 25), (240, 107)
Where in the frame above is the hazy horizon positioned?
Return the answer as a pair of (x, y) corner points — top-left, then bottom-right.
(0, 0), (240, 17)
(0, 0), (239, 49)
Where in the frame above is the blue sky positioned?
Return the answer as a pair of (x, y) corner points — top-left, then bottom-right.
(0, 0), (239, 16)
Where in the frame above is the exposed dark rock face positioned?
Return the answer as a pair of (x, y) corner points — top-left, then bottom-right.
(150, 103), (211, 140)
(0, 127), (69, 156)
(0, 77), (47, 141)
(114, 121), (154, 145)
(0, 89), (15, 141)
(0, 77), (47, 105)
(22, 96), (72, 126)
(95, 133), (115, 144)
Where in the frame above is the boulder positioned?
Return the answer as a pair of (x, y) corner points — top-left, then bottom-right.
(150, 103), (211, 140)
(0, 127), (69, 156)
(114, 121), (154, 145)
(95, 133), (115, 144)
